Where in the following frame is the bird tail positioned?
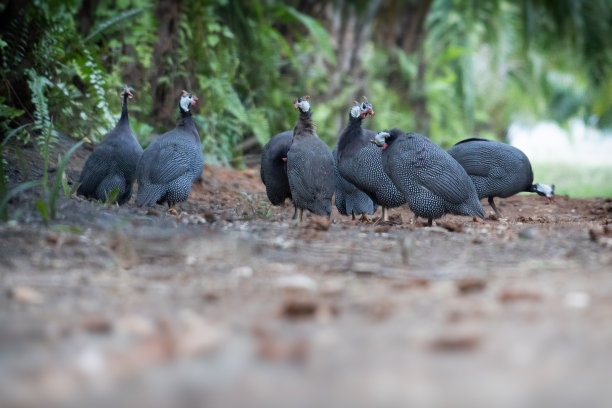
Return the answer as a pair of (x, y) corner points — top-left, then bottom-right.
(470, 198), (486, 218)
(136, 184), (162, 207)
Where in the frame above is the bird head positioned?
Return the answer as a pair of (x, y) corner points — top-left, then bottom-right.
(350, 96), (374, 119)
(120, 86), (134, 99)
(293, 96), (311, 113)
(372, 131), (390, 149)
(533, 183), (555, 201)
(180, 90), (198, 113)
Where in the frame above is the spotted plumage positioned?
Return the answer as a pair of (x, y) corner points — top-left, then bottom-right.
(77, 86), (143, 205)
(333, 145), (377, 218)
(136, 91), (204, 207)
(375, 129), (485, 226)
(336, 99), (405, 221)
(447, 137), (555, 216)
(286, 96), (335, 221)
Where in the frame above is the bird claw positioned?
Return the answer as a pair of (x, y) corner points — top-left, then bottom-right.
(359, 214), (369, 222)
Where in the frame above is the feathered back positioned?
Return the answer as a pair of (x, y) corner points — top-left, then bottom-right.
(381, 129), (485, 219)
(448, 138), (534, 199)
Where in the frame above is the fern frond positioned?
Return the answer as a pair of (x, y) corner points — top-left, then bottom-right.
(85, 8), (143, 43)
(1, 14), (29, 72)
(26, 69), (56, 151)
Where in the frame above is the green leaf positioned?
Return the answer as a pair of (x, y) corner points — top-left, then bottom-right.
(85, 8), (143, 43)
(276, 4), (336, 65)
(104, 187), (120, 207)
(35, 200), (49, 226)
(0, 180), (42, 221)
(49, 140), (84, 219)
(207, 34), (220, 47)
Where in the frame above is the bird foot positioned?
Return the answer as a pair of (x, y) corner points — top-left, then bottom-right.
(168, 208), (179, 216)
(359, 214), (370, 223)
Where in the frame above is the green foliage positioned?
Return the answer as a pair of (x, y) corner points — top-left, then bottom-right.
(26, 69), (55, 148)
(35, 199), (49, 226)
(0, 97), (25, 137)
(0, 180), (42, 222)
(1, 0), (612, 196)
(48, 140), (83, 218)
(32, 140), (83, 224)
(104, 187), (120, 207)
(0, 126), (33, 221)
(85, 8), (143, 43)
(239, 192), (272, 219)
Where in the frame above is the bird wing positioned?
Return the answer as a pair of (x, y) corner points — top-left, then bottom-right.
(403, 138), (473, 204)
(447, 141), (493, 177)
(288, 139), (334, 198)
(140, 138), (190, 185)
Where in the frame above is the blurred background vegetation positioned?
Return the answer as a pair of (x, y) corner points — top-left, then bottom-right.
(1, 0), (611, 196)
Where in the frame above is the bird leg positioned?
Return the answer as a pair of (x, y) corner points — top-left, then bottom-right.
(488, 196), (502, 218)
(299, 209), (304, 223)
(351, 211), (356, 221)
(427, 218), (432, 227)
(382, 207), (389, 222)
(292, 206), (298, 220)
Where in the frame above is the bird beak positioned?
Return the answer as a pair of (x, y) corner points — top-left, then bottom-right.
(370, 139), (377, 144)
(191, 96), (198, 106)
(282, 157), (287, 162)
(360, 108), (374, 119)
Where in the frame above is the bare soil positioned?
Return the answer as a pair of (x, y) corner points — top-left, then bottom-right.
(1, 136), (612, 408)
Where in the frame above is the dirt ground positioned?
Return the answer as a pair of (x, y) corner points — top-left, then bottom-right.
(1, 136), (612, 408)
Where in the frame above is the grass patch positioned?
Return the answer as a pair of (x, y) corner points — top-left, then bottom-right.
(532, 162), (612, 198)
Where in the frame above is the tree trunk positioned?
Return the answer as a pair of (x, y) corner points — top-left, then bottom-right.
(373, 0), (433, 133)
(150, 0), (185, 129)
(75, 0), (101, 35)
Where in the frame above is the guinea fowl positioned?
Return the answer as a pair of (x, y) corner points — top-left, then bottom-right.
(136, 90), (204, 208)
(336, 98), (405, 221)
(374, 129), (485, 226)
(447, 137), (555, 217)
(333, 145), (377, 220)
(286, 96), (335, 222)
(77, 86), (143, 205)
(260, 130), (296, 216)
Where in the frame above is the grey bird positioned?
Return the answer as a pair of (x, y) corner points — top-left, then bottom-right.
(77, 86), (143, 205)
(286, 96), (335, 222)
(136, 90), (204, 208)
(447, 137), (554, 217)
(333, 145), (377, 220)
(260, 130), (296, 217)
(336, 98), (405, 221)
(374, 129), (485, 226)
